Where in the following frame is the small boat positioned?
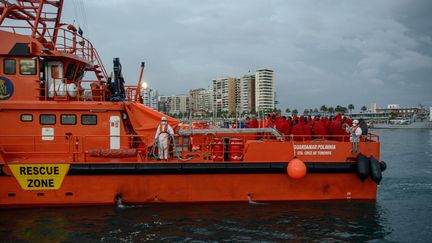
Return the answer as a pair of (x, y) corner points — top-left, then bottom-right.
(0, 1), (385, 207)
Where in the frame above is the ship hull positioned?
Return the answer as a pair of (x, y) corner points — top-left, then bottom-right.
(0, 163), (377, 207)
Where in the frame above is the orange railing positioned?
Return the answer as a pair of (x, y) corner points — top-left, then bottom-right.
(0, 133), (379, 163)
(0, 25), (108, 80)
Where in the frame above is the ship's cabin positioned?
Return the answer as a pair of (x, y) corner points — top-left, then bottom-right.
(0, 55), (103, 101)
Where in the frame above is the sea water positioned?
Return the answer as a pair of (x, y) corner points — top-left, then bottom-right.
(0, 129), (431, 242)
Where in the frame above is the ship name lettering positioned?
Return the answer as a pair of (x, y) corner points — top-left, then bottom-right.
(19, 166), (60, 175)
(27, 178), (55, 188)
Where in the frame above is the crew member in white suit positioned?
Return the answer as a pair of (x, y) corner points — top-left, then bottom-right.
(154, 117), (174, 160)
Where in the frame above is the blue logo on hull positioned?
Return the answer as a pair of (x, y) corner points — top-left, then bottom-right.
(0, 76), (14, 100)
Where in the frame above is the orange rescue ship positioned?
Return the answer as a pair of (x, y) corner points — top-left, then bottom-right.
(0, 0), (386, 207)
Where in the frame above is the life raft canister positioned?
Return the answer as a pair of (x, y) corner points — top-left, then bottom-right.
(356, 153), (370, 182)
(228, 138), (244, 161)
(211, 138), (224, 161)
(287, 158), (307, 179)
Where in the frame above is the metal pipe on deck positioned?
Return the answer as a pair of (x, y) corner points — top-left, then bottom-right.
(178, 128), (284, 141)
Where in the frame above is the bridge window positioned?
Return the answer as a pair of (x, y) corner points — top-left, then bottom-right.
(65, 64), (76, 80)
(81, 115), (97, 125)
(20, 59), (36, 75)
(20, 114), (33, 122)
(3, 59), (16, 75)
(61, 114), (77, 125)
(40, 114), (56, 125)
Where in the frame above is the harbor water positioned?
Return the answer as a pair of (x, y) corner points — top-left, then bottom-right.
(1, 129), (431, 242)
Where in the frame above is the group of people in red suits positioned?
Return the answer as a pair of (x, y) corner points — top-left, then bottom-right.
(244, 113), (357, 141)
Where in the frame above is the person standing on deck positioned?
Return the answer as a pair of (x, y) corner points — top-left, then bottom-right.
(359, 118), (368, 135)
(347, 119), (362, 153)
(154, 117), (174, 161)
(249, 116), (259, 128)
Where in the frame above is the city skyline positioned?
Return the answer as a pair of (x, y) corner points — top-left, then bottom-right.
(62, 1), (432, 112)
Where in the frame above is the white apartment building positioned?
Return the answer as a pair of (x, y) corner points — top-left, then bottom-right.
(255, 69), (274, 112)
(141, 88), (159, 110)
(240, 74), (255, 114)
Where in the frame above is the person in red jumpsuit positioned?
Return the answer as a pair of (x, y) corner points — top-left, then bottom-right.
(331, 114), (349, 141)
(249, 116), (259, 128)
(312, 116), (327, 140)
(301, 116), (312, 141)
(291, 116), (303, 141)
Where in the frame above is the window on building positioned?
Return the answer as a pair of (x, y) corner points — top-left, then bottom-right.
(20, 114), (33, 122)
(40, 114), (56, 125)
(61, 114), (77, 125)
(20, 59), (36, 75)
(3, 59), (16, 75)
(65, 63), (76, 80)
(81, 115), (97, 125)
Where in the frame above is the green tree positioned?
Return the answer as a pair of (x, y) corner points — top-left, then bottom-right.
(292, 109), (298, 116)
(328, 106), (334, 114)
(335, 105), (348, 114)
(348, 104), (354, 113)
(320, 105), (327, 113)
(285, 108), (291, 114)
(361, 106), (367, 113)
(303, 109), (309, 115)
(313, 108), (319, 113)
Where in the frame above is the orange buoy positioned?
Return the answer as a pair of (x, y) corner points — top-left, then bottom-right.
(287, 158), (307, 179)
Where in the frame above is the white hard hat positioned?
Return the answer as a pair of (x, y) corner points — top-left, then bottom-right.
(161, 116), (167, 121)
(353, 119), (359, 124)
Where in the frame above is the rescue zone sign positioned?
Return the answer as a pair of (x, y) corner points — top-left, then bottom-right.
(9, 164), (70, 190)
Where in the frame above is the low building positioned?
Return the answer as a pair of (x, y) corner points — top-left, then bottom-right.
(158, 95), (189, 115)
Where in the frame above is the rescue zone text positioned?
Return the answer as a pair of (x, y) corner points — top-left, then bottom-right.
(9, 164), (70, 190)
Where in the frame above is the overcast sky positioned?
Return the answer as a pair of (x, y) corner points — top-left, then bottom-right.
(63, 0), (432, 112)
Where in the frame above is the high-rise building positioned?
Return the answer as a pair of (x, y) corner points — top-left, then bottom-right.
(212, 77), (239, 115)
(189, 88), (212, 116)
(228, 78), (240, 115)
(255, 69), (274, 112)
(141, 88), (159, 110)
(240, 74), (255, 114)
(212, 78), (228, 115)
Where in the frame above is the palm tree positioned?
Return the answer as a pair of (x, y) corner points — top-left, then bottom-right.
(348, 104), (354, 113)
(320, 105), (327, 113)
(328, 106), (334, 115)
(285, 108), (291, 115)
(292, 109), (298, 116)
(361, 106), (367, 113)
